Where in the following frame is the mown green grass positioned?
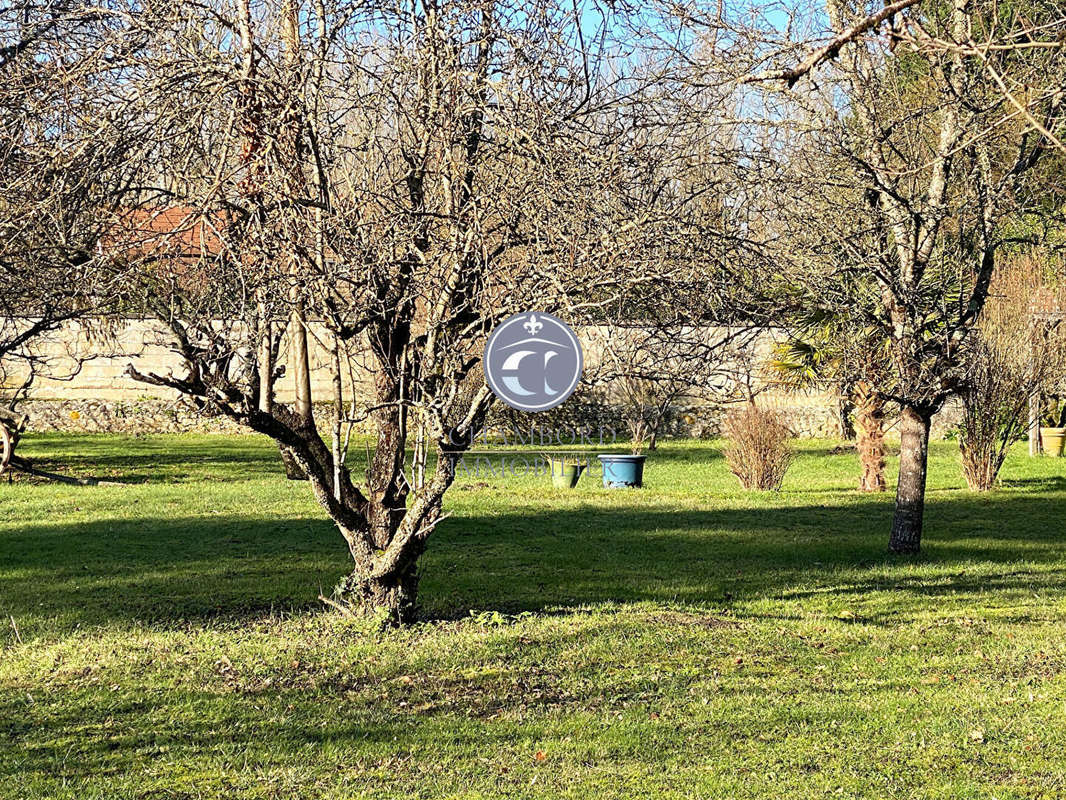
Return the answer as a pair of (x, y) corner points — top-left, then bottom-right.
(2, 433), (1066, 799)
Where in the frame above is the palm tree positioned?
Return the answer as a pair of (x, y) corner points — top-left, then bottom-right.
(770, 320), (890, 493)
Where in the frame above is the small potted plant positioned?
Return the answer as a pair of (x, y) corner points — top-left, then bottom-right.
(1040, 399), (1066, 457)
(544, 454), (587, 489)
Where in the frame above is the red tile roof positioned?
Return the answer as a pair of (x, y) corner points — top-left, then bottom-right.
(106, 206), (228, 260)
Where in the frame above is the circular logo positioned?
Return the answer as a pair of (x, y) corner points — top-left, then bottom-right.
(483, 312), (583, 411)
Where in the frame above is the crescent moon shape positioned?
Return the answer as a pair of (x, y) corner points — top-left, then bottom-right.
(502, 376), (535, 396)
(501, 350), (534, 371)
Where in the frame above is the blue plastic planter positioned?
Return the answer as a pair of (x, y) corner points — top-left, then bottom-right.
(597, 454), (647, 488)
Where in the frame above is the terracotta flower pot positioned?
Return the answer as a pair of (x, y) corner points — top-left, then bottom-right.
(1040, 427), (1066, 457)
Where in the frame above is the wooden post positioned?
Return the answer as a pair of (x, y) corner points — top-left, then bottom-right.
(1029, 390), (1042, 456)
(1028, 309), (1042, 457)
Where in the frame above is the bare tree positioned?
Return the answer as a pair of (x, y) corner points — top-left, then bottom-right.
(727, 0), (1066, 551)
(590, 324), (759, 452)
(0, 1), (142, 410)
(95, 0), (742, 622)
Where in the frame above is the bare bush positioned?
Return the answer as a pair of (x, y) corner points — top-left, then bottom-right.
(958, 255), (1066, 491)
(591, 325), (759, 453)
(723, 405), (794, 491)
(958, 338), (1026, 491)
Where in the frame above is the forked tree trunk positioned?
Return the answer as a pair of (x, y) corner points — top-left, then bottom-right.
(336, 548), (421, 625)
(249, 402), (433, 626)
(853, 381), (886, 492)
(888, 404), (932, 553)
(331, 449), (455, 625)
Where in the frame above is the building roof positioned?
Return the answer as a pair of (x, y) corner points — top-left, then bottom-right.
(104, 206), (229, 262)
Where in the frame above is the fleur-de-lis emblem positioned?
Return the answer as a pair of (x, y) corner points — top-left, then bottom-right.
(523, 314), (543, 335)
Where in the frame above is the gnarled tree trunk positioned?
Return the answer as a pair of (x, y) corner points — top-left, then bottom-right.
(331, 441), (459, 625)
(888, 404), (932, 553)
(336, 561), (421, 625)
(853, 381), (886, 492)
(249, 399), (468, 626)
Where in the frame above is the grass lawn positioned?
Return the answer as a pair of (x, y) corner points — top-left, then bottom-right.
(2, 433), (1066, 799)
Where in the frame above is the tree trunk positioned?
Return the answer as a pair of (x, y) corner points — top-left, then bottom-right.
(889, 405), (932, 553)
(291, 310), (313, 425)
(333, 474), (445, 625)
(257, 317), (273, 414)
(280, 312), (312, 481)
(838, 385), (856, 440)
(280, 2), (312, 482)
(330, 333), (344, 502)
(853, 381), (886, 492)
(336, 557), (420, 626)
(1028, 391), (1042, 457)
(280, 445), (308, 480)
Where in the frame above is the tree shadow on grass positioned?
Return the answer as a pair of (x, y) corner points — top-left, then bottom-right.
(1, 682), (613, 790)
(3, 486), (1066, 632)
(13, 434), (290, 484)
(422, 491), (1066, 621)
(0, 513), (348, 630)
(1000, 475), (1066, 492)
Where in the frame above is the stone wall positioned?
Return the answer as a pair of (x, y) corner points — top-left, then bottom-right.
(5, 318), (963, 439)
(5, 317), (363, 403)
(19, 391), (963, 442)
(19, 397), (348, 435)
